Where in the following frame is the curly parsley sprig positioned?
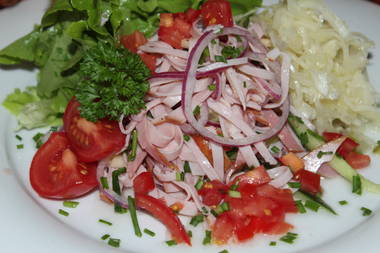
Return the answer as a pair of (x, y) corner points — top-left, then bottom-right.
(75, 41), (150, 122)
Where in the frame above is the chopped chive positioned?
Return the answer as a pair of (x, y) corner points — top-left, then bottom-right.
(63, 200), (79, 208)
(305, 199), (320, 212)
(176, 172), (185, 182)
(16, 144), (24, 149)
(128, 129), (138, 161)
(297, 190), (337, 215)
(183, 161), (191, 173)
(114, 203), (128, 214)
(317, 151), (333, 158)
(201, 206), (209, 214)
(219, 250), (229, 253)
(202, 230), (212, 245)
(230, 179), (240, 191)
(99, 219), (113, 226)
(208, 84), (216, 91)
(187, 230), (193, 238)
(15, 135), (22, 141)
(128, 196), (142, 237)
(352, 175), (362, 195)
(243, 81), (247, 88)
(108, 238), (120, 248)
(269, 241), (277, 246)
(210, 209), (219, 217)
(101, 234), (110, 240)
(215, 55), (227, 63)
(295, 200), (306, 213)
(220, 202), (230, 212)
(271, 146), (280, 153)
(183, 134), (190, 142)
(194, 177), (204, 190)
(165, 240), (177, 246)
(361, 207), (372, 216)
(143, 228), (156, 237)
(33, 132), (45, 148)
(299, 132), (309, 147)
(228, 190), (241, 198)
(190, 214), (204, 226)
(236, 35), (242, 42)
(199, 47), (210, 64)
(50, 126), (59, 132)
(112, 167), (126, 195)
(288, 182), (301, 189)
(193, 105), (201, 117)
(279, 232), (298, 244)
(100, 177), (109, 189)
(221, 46), (243, 59)
(58, 209), (69, 216)
(339, 200), (348, 206)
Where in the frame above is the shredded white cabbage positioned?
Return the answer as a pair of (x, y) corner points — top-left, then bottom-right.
(255, 0), (380, 148)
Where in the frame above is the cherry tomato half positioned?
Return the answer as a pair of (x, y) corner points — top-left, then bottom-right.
(63, 98), (125, 163)
(30, 132), (98, 199)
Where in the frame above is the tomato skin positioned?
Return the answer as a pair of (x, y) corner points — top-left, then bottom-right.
(63, 98), (125, 162)
(201, 0), (233, 27)
(296, 169), (321, 195)
(345, 151), (371, 169)
(133, 172), (155, 194)
(30, 132), (98, 199)
(135, 193), (191, 245)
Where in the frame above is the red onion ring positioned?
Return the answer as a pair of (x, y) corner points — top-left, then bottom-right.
(182, 28), (290, 147)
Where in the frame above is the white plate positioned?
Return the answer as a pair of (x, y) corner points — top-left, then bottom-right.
(1, 0), (380, 252)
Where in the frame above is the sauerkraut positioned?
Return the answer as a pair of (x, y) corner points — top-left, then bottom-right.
(255, 0), (380, 148)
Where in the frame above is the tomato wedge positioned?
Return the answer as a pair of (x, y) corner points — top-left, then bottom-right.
(63, 98), (125, 162)
(30, 132), (97, 199)
(135, 193), (191, 245)
(201, 0), (233, 27)
(323, 132), (359, 158)
(133, 172), (155, 194)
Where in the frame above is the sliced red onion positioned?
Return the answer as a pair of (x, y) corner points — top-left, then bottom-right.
(302, 137), (346, 173)
(197, 57), (248, 73)
(268, 166), (294, 188)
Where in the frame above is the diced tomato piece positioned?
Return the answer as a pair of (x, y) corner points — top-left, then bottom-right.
(261, 220), (293, 235)
(201, 0), (233, 27)
(323, 132), (359, 158)
(345, 151), (371, 169)
(256, 184), (298, 213)
(212, 212), (235, 245)
(235, 216), (260, 242)
(120, 31), (157, 73)
(135, 194), (191, 245)
(139, 53), (157, 73)
(133, 172), (155, 194)
(199, 180), (227, 206)
(296, 169), (321, 195)
(120, 30), (147, 53)
(323, 132), (343, 142)
(185, 8), (201, 23)
(280, 152), (304, 173)
(233, 166), (271, 187)
(160, 13), (174, 27)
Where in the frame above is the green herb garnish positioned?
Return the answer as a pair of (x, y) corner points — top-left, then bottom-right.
(165, 240), (177, 246)
(271, 146), (280, 153)
(33, 133), (45, 149)
(128, 196), (142, 237)
(63, 200), (79, 208)
(295, 200), (306, 213)
(101, 234), (110, 240)
(202, 230), (212, 245)
(128, 129), (138, 161)
(15, 135), (22, 141)
(279, 232), (298, 244)
(215, 55), (227, 63)
(58, 209), (69, 217)
(317, 151), (333, 158)
(112, 167), (126, 195)
(352, 175), (362, 195)
(361, 207), (372, 216)
(269, 241), (277, 246)
(184, 161), (192, 173)
(143, 228), (156, 237)
(114, 203), (128, 214)
(339, 200), (348, 206)
(16, 144), (24, 149)
(108, 238), (120, 248)
(305, 200), (320, 212)
(100, 177), (109, 190)
(76, 41), (150, 122)
(288, 182), (301, 189)
(228, 190), (241, 198)
(190, 214), (204, 227)
(221, 46), (243, 59)
(99, 219), (113, 226)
